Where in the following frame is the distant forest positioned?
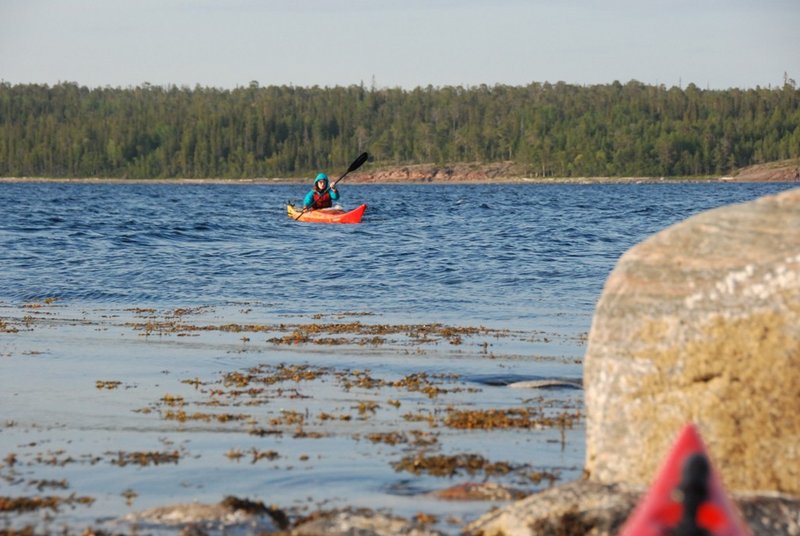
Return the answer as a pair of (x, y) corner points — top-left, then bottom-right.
(1, 80), (798, 179)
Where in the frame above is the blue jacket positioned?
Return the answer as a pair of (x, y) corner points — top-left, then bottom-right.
(303, 174), (340, 209)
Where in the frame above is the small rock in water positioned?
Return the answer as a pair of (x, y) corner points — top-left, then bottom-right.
(120, 495), (288, 532)
(508, 379), (583, 390)
(430, 482), (529, 501)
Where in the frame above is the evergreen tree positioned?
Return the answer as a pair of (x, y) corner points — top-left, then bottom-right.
(0, 80), (798, 179)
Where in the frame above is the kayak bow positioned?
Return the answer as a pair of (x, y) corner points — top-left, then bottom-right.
(287, 203), (367, 224)
(619, 423), (751, 536)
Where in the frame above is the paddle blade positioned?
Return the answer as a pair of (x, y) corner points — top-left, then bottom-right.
(347, 152), (369, 173)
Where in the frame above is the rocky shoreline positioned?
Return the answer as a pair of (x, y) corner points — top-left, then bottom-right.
(1, 159), (798, 185)
(349, 159), (800, 183)
(728, 159), (800, 181)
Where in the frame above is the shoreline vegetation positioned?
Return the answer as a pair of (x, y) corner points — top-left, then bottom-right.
(1, 158), (798, 184)
(2, 81), (798, 181)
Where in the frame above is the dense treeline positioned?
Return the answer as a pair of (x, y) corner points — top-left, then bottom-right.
(1, 80), (798, 178)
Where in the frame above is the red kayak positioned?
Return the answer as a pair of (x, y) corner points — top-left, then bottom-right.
(287, 203), (367, 224)
(620, 423), (751, 536)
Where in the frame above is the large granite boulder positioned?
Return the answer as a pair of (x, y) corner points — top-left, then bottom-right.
(466, 187), (800, 536)
(585, 187), (800, 494)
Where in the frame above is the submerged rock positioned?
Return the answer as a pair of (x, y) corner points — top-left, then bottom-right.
(584, 187), (800, 494)
(507, 378), (583, 390)
(430, 482), (529, 501)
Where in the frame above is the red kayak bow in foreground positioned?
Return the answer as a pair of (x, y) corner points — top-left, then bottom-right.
(620, 423), (751, 536)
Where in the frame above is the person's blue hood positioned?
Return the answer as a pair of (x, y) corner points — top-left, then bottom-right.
(314, 173), (329, 190)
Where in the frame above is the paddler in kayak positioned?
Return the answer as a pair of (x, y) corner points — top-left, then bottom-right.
(303, 173), (340, 210)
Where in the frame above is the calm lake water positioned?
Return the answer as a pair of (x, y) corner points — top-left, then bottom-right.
(0, 181), (796, 534)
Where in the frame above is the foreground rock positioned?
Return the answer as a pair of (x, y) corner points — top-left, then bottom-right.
(467, 188), (800, 535)
(120, 502), (442, 535)
(291, 509), (444, 536)
(464, 480), (800, 536)
(120, 496), (288, 532)
(584, 187), (800, 494)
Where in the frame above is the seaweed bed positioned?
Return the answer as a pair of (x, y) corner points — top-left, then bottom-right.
(0, 301), (586, 534)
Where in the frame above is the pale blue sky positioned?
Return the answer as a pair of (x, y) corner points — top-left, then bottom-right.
(1, 0), (798, 89)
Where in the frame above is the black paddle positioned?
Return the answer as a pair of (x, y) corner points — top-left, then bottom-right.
(294, 152), (369, 220)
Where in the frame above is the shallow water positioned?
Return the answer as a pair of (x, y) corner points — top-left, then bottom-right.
(0, 181), (795, 533)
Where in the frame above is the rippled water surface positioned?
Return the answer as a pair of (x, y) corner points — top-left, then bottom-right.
(0, 181), (795, 533)
(2, 182), (794, 323)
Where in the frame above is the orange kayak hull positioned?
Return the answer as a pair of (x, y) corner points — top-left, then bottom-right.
(287, 204), (367, 224)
